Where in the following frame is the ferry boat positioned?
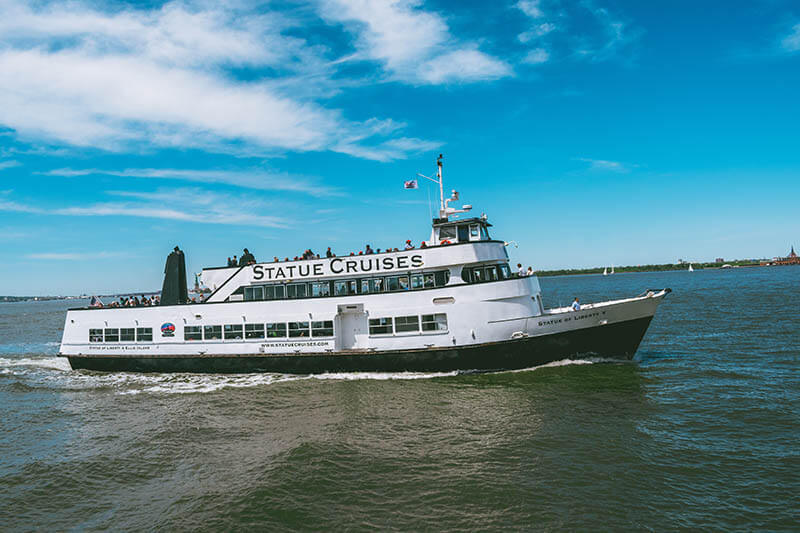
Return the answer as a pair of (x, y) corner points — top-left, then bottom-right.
(59, 156), (670, 374)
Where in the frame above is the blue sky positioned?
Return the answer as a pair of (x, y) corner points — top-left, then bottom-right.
(1, 0), (799, 295)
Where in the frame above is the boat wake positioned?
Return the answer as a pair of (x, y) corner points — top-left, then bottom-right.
(0, 354), (626, 395)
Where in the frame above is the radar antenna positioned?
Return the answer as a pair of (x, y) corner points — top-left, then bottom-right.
(414, 154), (472, 220)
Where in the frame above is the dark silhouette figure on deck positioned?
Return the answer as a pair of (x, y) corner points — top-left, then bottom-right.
(239, 248), (256, 265)
(160, 246), (188, 305)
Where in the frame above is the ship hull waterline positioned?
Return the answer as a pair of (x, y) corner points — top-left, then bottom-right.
(64, 315), (654, 374)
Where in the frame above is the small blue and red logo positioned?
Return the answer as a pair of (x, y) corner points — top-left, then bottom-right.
(160, 323), (175, 337)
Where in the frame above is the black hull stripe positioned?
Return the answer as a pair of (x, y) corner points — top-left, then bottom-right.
(65, 316), (655, 374)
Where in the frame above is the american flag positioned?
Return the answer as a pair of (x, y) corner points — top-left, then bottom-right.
(404, 179), (418, 189)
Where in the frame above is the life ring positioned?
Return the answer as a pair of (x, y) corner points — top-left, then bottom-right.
(440, 239), (451, 245)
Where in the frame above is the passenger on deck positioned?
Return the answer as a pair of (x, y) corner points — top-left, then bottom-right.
(526, 267), (534, 276)
(517, 263), (524, 276)
(239, 248), (256, 265)
(571, 297), (581, 311)
(226, 257), (234, 267)
(365, 244), (374, 254)
(420, 242), (427, 248)
(232, 255), (238, 267)
(405, 240), (414, 250)
(326, 247), (334, 258)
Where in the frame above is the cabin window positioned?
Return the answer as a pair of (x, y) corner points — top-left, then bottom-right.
(288, 321), (310, 337)
(312, 321), (334, 337)
(265, 285), (285, 300)
(204, 325), (222, 340)
(486, 266), (499, 281)
(435, 271), (449, 286)
(334, 280), (356, 296)
(120, 328), (135, 342)
(472, 268), (483, 282)
(480, 225), (490, 240)
(287, 283), (307, 299)
(89, 329), (103, 342)
(136, 328), (153, 341)
(470, 224), (479, 238)
(422, 314), (448, 332)
(439, 225), (456, 241)
(411, 274), (424, 290)
(395, 315), (420, 333)
(267, 323), (287, 338)
(371, 278), (384, 293)
(224, 324), (243, 340)
(185, 326), (202, 341)
(499, 264), (511, 279)
(312, 282), (330, 297)
(245, 324), (265, 339)
(423, 273), (435, 288)
(369, 317), (393, 335)
(104, 328), (119, 342)
(457, 225), (469, 242)
(244, 286), (263, 301)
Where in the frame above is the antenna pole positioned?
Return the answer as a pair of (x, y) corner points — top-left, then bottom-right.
(437, 154), (444, 218)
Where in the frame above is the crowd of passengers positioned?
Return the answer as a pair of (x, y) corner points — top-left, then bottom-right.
(226, 240), (429, 267)
(106, 295), (161, 308)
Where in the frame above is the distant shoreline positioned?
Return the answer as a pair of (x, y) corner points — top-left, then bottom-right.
(534, 260), (766, 277)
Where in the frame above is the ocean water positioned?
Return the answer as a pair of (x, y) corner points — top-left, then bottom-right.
(1, 267), (798, 531)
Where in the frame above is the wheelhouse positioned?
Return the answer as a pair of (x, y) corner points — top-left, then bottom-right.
(431, 217), (491, 245)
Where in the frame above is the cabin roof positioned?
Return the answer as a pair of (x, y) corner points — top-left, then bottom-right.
(432, 217), (492, 227)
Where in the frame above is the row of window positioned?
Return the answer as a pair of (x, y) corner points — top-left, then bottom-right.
(368, 313), (448, 335)
(184, 321), (334, 341)
(461, 264), (512, 284)
(86, 314), (449, 343)
(240, 271), (450, 301)
(89, 327), (152, 343)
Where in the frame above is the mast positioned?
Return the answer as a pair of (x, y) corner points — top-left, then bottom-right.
(437, 154), (444, 218)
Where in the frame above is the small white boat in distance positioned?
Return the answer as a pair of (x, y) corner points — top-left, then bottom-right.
(603, 267), (608, 276)
(688, 264), (694, 272)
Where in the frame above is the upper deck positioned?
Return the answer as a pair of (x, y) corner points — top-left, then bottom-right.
(201, 237), (509, 303)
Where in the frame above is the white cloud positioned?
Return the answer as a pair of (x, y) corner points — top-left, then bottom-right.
(522, 48), (549, 64)
(42, 167), (343, 197)
(577, 157), (634, 172)
(319, 0), (511, 85)
(0, 188), (290, 228)
(417, 49), (513, 84)
(0, 0), (437, 161)
(782, 23), (800, 52)
(516, 0), (544, 19)
(0, 159), (21, 170)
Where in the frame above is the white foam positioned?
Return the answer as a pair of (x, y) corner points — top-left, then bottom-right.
(0, 356), (72, 372)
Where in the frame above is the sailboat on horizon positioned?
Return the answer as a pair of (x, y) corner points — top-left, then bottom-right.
(688, 264), (694, 272)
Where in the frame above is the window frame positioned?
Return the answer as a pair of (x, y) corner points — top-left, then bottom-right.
(120, 328), (135, 342)
(104, 328), (119, 342)
(311, 320), (334, 337)
(203, 325), (222, 340)
(224, 324), (244, 340)
(136, 327), (153, 342)
(394, 315), (420, 333)
(245, 323), (265, 339)
(266, 322), (287, 338)
(288, 321), (310, 338)
(422, 313), (448, 332)
(368, 317), (393, 335)
(185, 326), (202, 341)
(89, 329), (104, 343)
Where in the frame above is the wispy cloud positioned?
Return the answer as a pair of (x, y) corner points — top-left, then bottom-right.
(781, 23), (800, 52)
(42, 167), (343, 197)
(0, 159), (21, 170)
(514, 0), (639, 65)
(319, 0), (512, 85)
(577, 157), (635, 172)
(0, 188), (290, 228)
(0, 0), (437, 161)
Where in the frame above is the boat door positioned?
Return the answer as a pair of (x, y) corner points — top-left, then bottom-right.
(335, 304), (367, 350)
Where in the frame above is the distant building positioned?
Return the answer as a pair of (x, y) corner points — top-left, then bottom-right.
(715, 258), (724, 263)
(760, 246), (799, 266)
